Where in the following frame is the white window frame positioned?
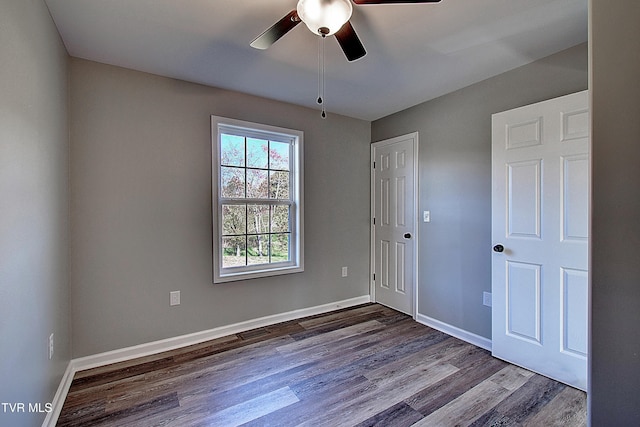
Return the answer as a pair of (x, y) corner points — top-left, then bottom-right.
(211, 116), (304, 283)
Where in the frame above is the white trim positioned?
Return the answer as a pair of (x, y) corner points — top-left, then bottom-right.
(416, 313), (492, 351)
(74, 296), (370, 371)
(370, 132), (419, 318)
(370, 145), (377, 302)
(211, 115), (304, 284)
(42, 295), (370, 426)
(42, 362), (75, 427)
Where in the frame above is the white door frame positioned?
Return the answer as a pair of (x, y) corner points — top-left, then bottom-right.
(370, 132), (419, 318)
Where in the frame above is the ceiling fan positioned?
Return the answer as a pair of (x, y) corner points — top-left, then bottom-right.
(250, 0), (442, 62)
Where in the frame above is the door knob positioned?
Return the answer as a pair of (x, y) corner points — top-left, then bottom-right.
(404, 233), (412, 239)
(493, 244), (504, 253)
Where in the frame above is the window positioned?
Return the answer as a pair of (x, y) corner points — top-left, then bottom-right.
(212, 116), (304, 283)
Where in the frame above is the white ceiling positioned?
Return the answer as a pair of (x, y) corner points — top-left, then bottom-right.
(44, 0), (588, 121)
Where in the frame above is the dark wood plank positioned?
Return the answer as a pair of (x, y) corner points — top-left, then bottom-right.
(354, 401), (424, 427)
(56, 303), (587, 427)
(69, 356), (175, 390)
(241, 375), (375, 427)
(414, 365), (534, 426)
(58, 392), (179, 427)
(469, 374), (566, 426)
(521, 386), (588, 426)
(406, 346), (508, 415)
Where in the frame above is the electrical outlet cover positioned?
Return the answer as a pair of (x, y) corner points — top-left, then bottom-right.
(49, 333), (54, 360)
(170, 291), (181, 306)
(483, 292), (492, 307)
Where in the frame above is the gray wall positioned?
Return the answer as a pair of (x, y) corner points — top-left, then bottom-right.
(7, 2), (636, 424)
(590, 1), (640, 424)
(0, 1), (71, 426)
(371, 43), (588, 339)
(69, 59), (371, 357)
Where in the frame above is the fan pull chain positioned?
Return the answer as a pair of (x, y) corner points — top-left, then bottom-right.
(317, 34), (327, 119)
(317, 35), (322, 105)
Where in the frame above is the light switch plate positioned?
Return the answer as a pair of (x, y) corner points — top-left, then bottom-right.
(423, 211), (431, 222)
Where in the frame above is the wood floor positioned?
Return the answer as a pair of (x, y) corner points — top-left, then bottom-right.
(57, 304), (587, 426)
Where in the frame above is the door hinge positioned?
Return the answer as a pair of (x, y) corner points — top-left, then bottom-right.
(373, 217), (376, 225)
(373, 273), (376, 281)
(373, 161), (376, 169)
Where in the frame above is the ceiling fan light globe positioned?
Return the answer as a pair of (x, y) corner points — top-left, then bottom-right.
(297, 0), (353, 36)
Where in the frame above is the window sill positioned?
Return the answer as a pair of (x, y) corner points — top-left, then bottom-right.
(214, 264), (304, 284)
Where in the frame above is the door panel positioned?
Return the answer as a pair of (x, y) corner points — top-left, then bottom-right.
(371, 133), (417, 316)
(562, 154), (589, 241)
(506, 261), (542, 343)
(561, 267), (588, 357)
(492, 90), (589, 391)
(396, 242), (406, 293)
(507, 160), (541, 238)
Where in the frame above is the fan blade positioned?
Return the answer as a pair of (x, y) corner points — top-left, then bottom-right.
(335, 21), (366, 62)
(353, 0), (441, 4)
(250, 10), (301, 50)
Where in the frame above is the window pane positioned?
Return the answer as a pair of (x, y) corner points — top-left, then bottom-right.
(214, 117), (303, 283)
(222, 204), (246, 236)
(271, 205), (290, 233)
(246, 169), (268, 198)
(247, 235), (270, 265)
(221, 134), (245, 167)
(269, 171), (290, 199)
(247, 205), (270, 234)
(222, 236), (246, 268)
(270, 141), (290, 171)
(247, 138), (268, 169)
(221, 167), (245, 198)
(271, 233), (290, 263)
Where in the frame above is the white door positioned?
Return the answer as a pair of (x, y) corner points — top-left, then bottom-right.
(491, 90), (589, 391)
(371, 133), (418, 316)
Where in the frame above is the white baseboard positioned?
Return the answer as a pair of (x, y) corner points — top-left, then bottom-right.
(416, 313), (492, 351)
(43, 295), (370, 427)
(70, 295), (371, 372)
(42, 362), (75, 427)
